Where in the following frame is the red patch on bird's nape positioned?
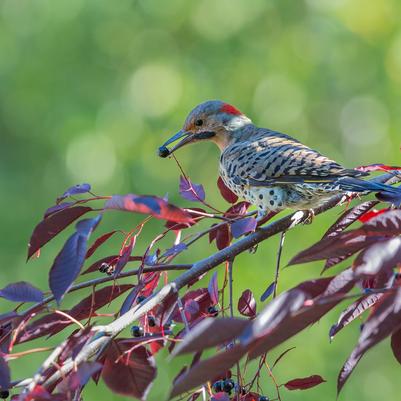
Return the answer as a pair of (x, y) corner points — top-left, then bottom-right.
(221, 103), (242, 116)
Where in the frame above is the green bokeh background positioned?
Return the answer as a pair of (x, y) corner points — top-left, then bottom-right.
(1, 0), (401, 400)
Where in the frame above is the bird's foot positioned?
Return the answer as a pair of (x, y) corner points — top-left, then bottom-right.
(303, 209), (315, 225)
(290, 209), (315, 228)
(248, 244), (259, 254)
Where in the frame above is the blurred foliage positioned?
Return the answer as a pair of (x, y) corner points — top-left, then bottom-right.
(1, 0), (401, 400)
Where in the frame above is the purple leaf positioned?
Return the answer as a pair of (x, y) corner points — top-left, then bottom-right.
(0, 281), (44, 303)
(57, 183), (91, 203)
(0, 355), (10, 390)
(27, 206), (93, 260)
(163, 243), (187, 258)
(260, 282), (275, 302)
(238, 289), (257, 318)
(231, 217), (257, 238)
(185, 299), (200, 320)
(69, 362), (102, 390)
(114, 236), (136, 277)
(208, 271), (219, 305)
(179, 176), (206, 202)
(120, 286), (141, 315)
(49, 215), (101, 304)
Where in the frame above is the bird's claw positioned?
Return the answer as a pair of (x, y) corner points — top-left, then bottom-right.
(303, 209), (315, 225)
(290, 209), (315, 227)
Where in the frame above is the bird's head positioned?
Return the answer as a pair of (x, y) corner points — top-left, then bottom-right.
(158, 100), (252, 158)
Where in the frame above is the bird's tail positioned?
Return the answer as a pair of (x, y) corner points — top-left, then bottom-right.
(338, 177), (401, 206)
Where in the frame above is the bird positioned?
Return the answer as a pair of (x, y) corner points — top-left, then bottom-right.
(158, 100), (401, 219)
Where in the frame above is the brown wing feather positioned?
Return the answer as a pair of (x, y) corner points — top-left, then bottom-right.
(221, 129), (367, 186)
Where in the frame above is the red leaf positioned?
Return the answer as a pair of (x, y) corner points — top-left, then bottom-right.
(102, 340), (156, 399)
(105, 194), (193, 223)
(17, 285), (132, 343)
(165, 208), (205, 230)
(284, 375), (326, 390)
(322, 201), (378, 238)
(238, 289), (257, 318)
(359, 208), (390, 223)
(170, 344), (247, 398)
(271, 346), (296, 369)
(86, 231), (117, 258)
(173, 289), (213, 324)
(391, 327), (401, 365)
(288, 232), (376, 266)
(356, 163), (401, 172)
(179, 176), (206, 202)
(217, 177), (238, 204)
(353, 237), (401, 277)
(114, 236), (136, 277)
(290, 210), (401, 267)
(70, 284), (133, 320)
(224, 201), (250, 218)
(215, 224), (231, 250)
(27, 206), (93, 260)
(338, 289), (401, 394)
(244, 276), (354, 359)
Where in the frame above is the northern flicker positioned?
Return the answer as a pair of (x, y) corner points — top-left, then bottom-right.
(159, 100), (400, 218)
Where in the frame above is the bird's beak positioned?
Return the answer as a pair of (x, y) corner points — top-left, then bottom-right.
(158, 130), (194, 158)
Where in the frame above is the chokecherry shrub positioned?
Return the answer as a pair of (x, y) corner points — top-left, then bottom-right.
(0, 162), (401, 401)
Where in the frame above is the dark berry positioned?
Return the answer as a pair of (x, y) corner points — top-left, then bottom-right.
(148, 315), (156, 327)
(258, 396), (269, 401)
(207, 306), (219, 317)
(136, 295), (146, 304)
(212, 380), (224, 393)
(131, 325), (144, 337)
(99, 262), (109, 273)
(158, 146), (170, 158)
(223, 378), (235, 393)
(0, 390), (9, 399)
(234, 385), (246, 395)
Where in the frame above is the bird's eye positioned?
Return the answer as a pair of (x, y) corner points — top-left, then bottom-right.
(195, 119), (203, 127)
